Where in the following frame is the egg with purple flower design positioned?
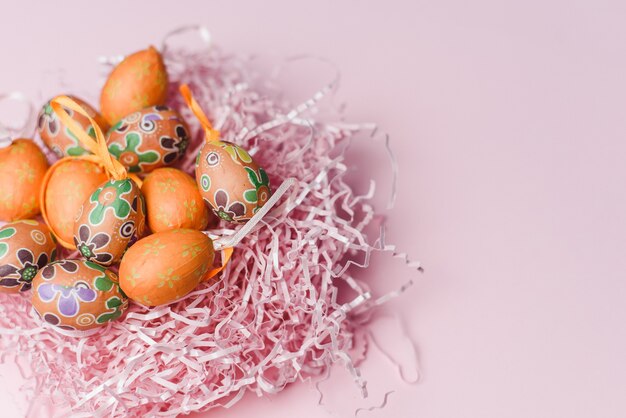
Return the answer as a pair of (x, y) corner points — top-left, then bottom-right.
(195, 141), (271, 223)
(31, 259), (128, 331)
(106, 105), (190, 173)
(0, 220), (57, 294)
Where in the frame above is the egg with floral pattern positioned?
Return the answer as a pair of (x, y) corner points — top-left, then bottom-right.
(142, 168), (210, 233)
(0, 139), (49, 222)
(32, 259), (128, 331)
(106, 105), (190, 174)
(37, 95), (109, 158)
(42, 159), (109, 248)
(0, 220), (57, 294)
(195, 141), (271, 223)
(100, 46), (168, 125)
(119, 229), (214, 306)
(74, 178), (145, 266)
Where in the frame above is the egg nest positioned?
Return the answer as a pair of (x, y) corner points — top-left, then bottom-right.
(0, 41), (412, 417)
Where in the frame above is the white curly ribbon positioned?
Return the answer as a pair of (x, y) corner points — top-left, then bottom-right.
(0, 91), (36, 148)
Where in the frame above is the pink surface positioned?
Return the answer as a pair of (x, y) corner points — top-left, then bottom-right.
(1, 1), (626, 417)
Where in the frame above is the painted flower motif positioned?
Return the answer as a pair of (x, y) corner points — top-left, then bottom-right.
(243, 167), (271, 207)
(0, 226), (17, 259)
(213, 189), (246, 222)
(37, 280), (97, 317)
(41, 260), (79, 280)
(220, 142), (253, 164)
(0, 248), (50, 292)
(37, 103), (60, 137)
(108, 132), (159, 173)
(160, 125), (190, 164)
(88, 179), (133, 224)
(97, 296), (126, 323)
(74, 224), (114, 265)
(65, 124), (96, 156)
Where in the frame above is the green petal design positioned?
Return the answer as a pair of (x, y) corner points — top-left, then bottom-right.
(85, 261), (106, 272)
(0, 227), (16, 240)
(94, 275), (114, 291)
(96, 309), (122, 324)
(109, 133), (159, 173)
(106, 296), (122, 309)
(243, 189), (258, 204)
(0, 243), (8, 259)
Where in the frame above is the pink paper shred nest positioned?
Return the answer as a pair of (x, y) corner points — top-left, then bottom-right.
(0, 41), (413, 417)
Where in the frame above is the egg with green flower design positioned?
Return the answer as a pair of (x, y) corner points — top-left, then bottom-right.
(0, 220), (57, 294)
(73, 178), (145, 266)
(195, 141), (271, 223)
(31, 259), (128, 331)
(37, 95), (109, 158)
(106, 105), (190, 174)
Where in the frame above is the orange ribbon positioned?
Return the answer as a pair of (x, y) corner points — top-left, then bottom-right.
(203, 247), (234, 282)
(50, 96), (128, 181)
(179, 84), (221, 143)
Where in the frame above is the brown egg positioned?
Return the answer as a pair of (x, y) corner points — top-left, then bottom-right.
(100, 46), (168, 125)
(41, 159), (108, 248)
(0, 139), (49, 222)
(119, 229), (214, 306)
(37, 95), (109, 158)
(195, 141), (271, 223)
(73, 178), (145, 266)
(106, 105), (189, 173)
(142, 168), (209, 233)
(0, 220), (57, 293)
(32, 259), (128, 331)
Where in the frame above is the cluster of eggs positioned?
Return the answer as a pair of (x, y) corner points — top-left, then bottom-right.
(0, 46), (273, 333)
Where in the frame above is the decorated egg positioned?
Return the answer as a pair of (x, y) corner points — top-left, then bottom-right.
(106, 105), (189, 173)
(41, 159), (108, 247)
(119, 229), (214, 306)
(142, 168), (209, 232)
(0, 139), (49, 222)
(32, 259), (128, 330)
(73, 178), (145, 266)
(195, 141), (271, 223)
(100, 46), (168, 125)
(37, 96), (109, 158)
(0, 220), (56, 293)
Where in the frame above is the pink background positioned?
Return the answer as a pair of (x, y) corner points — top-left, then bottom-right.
(1, 0), (626, 417)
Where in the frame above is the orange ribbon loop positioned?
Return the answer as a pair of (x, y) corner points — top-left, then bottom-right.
(179, 84), (221, 143)
(50, 96), (128, 181)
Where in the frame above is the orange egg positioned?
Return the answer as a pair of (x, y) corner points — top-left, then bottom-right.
(100, 46), (168, 125)
(142, 168), (209, 233)
(106, 105), (190, 173)
(195, 141), (271, 223)
(0, 139), (49, 222)
(37, 95), (109, 158)
(74, 178), (145, 266)
(0, 220), (57, 294)
(41, 159), (108, 248)
(119, 229), (214, 306)
(32, 259), (128, 330)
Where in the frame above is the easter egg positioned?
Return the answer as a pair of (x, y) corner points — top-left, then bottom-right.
(42, 159), (108, 247)
(73, 178), (145, 266)
(0, 220), (56, 293)
(37, 96), (109, 158)
(0, 139), (49, 222)
(119, 229), (214, 306)
(32, 259), (128, 330)
(100, 46), (168, 125)
(142, 168), (209, 233)
(106, 105), (190, 173)
(195, 141), (271, 223)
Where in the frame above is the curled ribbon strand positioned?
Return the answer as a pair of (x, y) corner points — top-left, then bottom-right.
(179, 84), (221, 143)
(49, 96), (128, 181)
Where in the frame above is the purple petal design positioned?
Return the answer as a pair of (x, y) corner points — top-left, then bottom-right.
(59, 261), (78, 273)
(58, 292), (79, 317)
(38, 283), (56, 302)
(36, 253), (49, 269)
(144, 113), (163, 122)
(17, 249), (34, 265)
(74, 284), (97, 302)
(0, 264), (18, 277)
(230, 202), (246, 217)
(0, 278), (19, 287)
(215, 190), (229, 207)
(79, 225), (90, 241)
(41, 264), (55, 280)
